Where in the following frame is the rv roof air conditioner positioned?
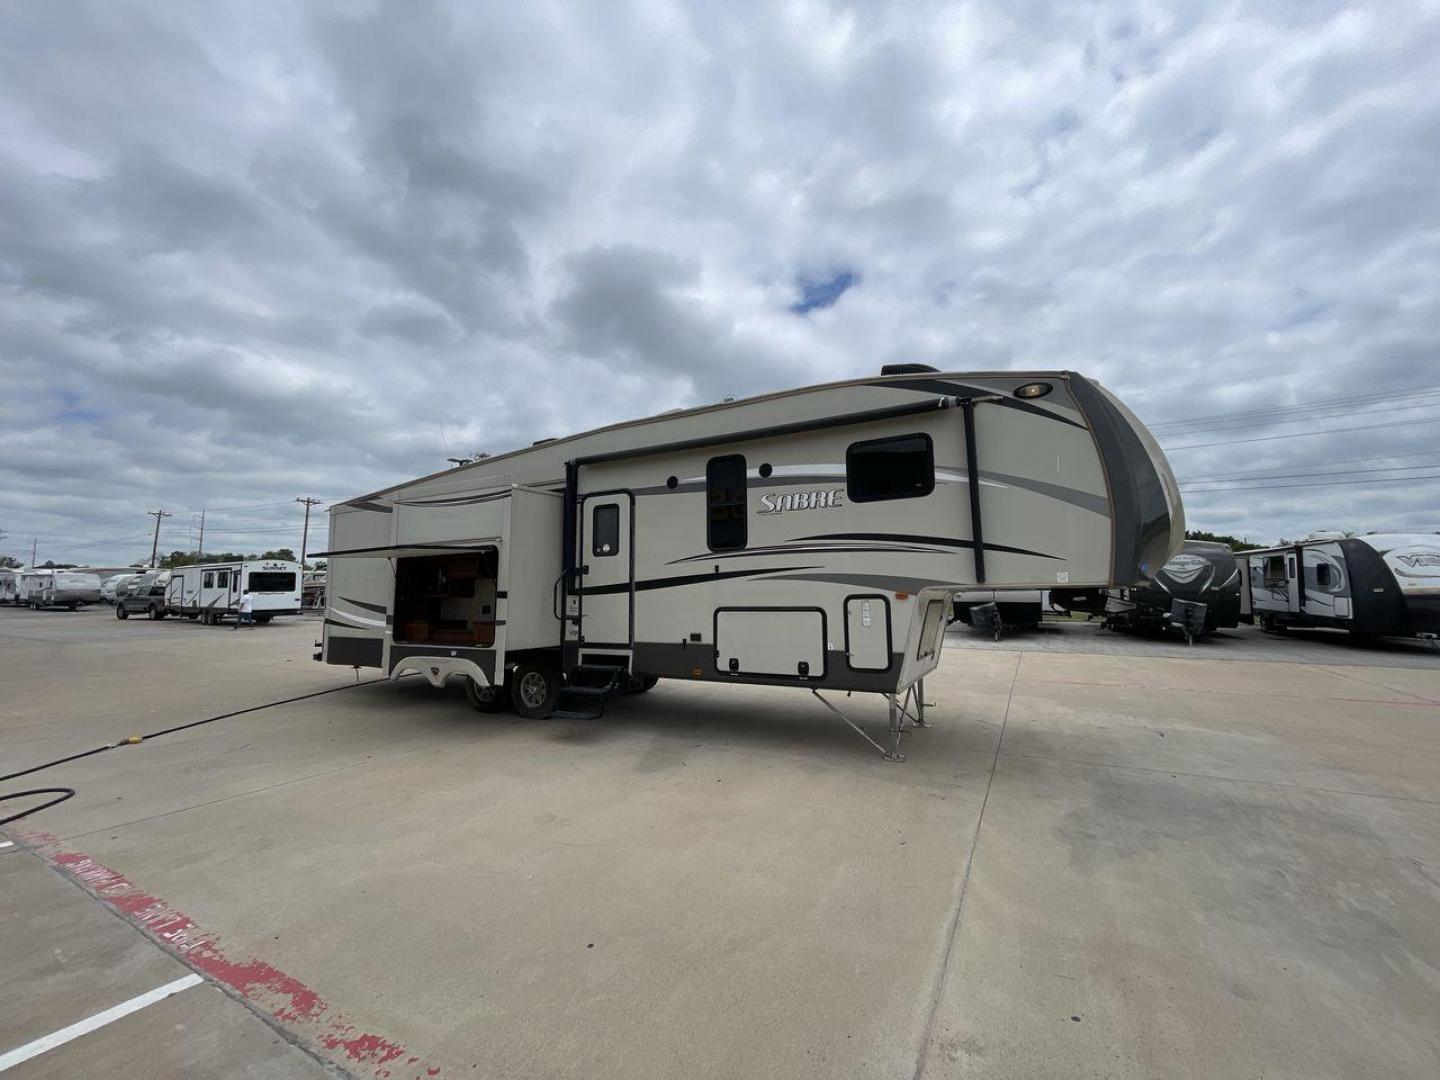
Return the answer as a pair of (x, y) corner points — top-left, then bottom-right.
(880, 363), (939, 375)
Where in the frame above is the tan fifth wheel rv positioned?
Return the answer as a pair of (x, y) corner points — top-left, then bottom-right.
(318, 367), (1184, 760)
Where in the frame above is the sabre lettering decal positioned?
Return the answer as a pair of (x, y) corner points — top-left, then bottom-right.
(758, 489), (844, 514)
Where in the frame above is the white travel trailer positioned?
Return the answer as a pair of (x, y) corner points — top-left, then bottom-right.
(0, 568), (20, 605)
(16, 569), (103, 609)
(1243, 532), (1440, 641)
(318, 368), (1184, 760)
(157, 560), (304, 625)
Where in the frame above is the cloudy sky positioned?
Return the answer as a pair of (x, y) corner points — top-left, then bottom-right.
(2, 0), (1438, 566)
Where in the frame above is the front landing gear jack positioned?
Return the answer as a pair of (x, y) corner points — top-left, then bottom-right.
(811, 685), (934, 762)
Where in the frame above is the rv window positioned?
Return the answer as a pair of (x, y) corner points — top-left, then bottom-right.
(592, 504), (620, 558)
(1316, 563), (1331, 590)
(1287, 557), (1295, 580)
(846, 433), (934, 503)
(707, 454), (748, 551)
(217, 570), (230, 589)
(203, 571), (214, 588)
(250, 572), (296, 592)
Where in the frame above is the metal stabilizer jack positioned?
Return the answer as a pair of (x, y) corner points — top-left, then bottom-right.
(896, 678), (932, 729)
(811, 690), (908, 762)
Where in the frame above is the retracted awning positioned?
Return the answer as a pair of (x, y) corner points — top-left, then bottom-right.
(312, 541), (500, 559)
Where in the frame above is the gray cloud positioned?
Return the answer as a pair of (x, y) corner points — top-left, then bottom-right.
(2, 0), (1439, 566)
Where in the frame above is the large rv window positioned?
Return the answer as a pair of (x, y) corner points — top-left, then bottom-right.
(250, 572), (297, 593)
(847, 433), (934, 503)
(707, 454), (748, 551)
(1316, 563), (1331, 590)
(216, 570), (230, 589)
(592, 504), (620, 558)
(203, 571), (214, 588)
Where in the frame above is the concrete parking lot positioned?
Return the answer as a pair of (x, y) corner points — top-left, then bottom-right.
(2, 606), (1438, 1079)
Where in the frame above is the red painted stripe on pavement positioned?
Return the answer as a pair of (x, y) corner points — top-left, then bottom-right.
(15, 833), (444, 1080)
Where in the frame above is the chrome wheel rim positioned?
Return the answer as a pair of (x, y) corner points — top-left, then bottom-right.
(518, 671), (548, 709)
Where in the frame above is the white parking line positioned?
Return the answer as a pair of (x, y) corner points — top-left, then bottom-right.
(0, 973), (204, 1072)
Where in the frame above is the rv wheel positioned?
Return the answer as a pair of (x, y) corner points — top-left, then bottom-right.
(633, 675), (659, 693)
(116, 605), (129, 620)
(510, 662), (558, 720)
(464, 676), (507, 713)
(149, 605), (164, 620)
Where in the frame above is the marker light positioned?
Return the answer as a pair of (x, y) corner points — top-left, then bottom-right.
(1014, 382), (1053, 399)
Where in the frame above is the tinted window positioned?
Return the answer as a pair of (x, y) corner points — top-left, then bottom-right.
(707, 455), (747, 551)
(1316, 563), (1331, 590)
(592, 504), (620, 558)
(847, 433), (934, 503)
(250, 572), (296, 592)
(217, 570), (230, 589)
(203, 571), (214, 588)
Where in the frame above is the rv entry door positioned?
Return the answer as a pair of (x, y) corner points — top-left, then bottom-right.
(579, 493), (635, 656)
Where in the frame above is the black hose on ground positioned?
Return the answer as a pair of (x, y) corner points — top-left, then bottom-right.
(0, 677), (390, 828)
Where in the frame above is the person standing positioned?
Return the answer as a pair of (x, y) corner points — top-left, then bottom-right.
(233, 588), (254, 630)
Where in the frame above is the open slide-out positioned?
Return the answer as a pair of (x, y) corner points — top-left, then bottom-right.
(393, 549), (499, 647)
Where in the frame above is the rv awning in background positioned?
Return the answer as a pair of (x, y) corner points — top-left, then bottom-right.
(312, 542), (500, 559)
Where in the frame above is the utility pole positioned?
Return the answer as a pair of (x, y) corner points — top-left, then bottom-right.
(296, 498), (322, 568)
(32, 538), (38, 567)
(196, 510), (206, 562)
(147, 510), (171, 568)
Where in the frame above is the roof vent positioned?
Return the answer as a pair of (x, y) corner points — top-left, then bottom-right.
(880, 363), (939, 376)
(531, 437), (556, 446)
(1305, 530), (1345, 541)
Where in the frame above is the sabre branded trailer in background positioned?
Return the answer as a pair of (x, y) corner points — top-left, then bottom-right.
(1243, 532), (1440, 641)
(1052, 540), (1241, 634)
(318, 367), (1183, 759)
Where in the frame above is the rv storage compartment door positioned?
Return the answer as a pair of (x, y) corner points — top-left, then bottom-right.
(845, 596), (891, 671)
(715, 609), (825, 679)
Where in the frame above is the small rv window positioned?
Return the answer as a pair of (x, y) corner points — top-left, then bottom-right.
(707, 454), (748, 551)
(203, 571), (214, 588)
(217, 570), (230, 589)
(592, 504), (620, 558)
(847, 433), (934, 503)
(1287, 557), (1295, 580)
(1316, 563), (1331, 590)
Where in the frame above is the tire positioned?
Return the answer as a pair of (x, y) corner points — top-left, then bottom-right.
(509, 662), (558, 720)
(116, 605), (129, 620)
(633, 675), (660, 693)
(465, 676), (507, 713)
(256, 615), (272, 625)
(149, 605), (164, 620)
(68, 603), (79, 611)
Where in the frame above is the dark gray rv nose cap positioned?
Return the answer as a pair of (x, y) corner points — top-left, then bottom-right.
(1068, 373), (1174, 586)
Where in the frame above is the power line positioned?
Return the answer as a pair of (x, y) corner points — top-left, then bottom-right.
(1150, 394), (1440, 436)
(1163, 414), (1440, 451)
(1182, 472), (1440, 493)
(1148, 384), (1440, 430)
(1177, 449), (1440, 481)
(1180, 462), (1440, 485)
